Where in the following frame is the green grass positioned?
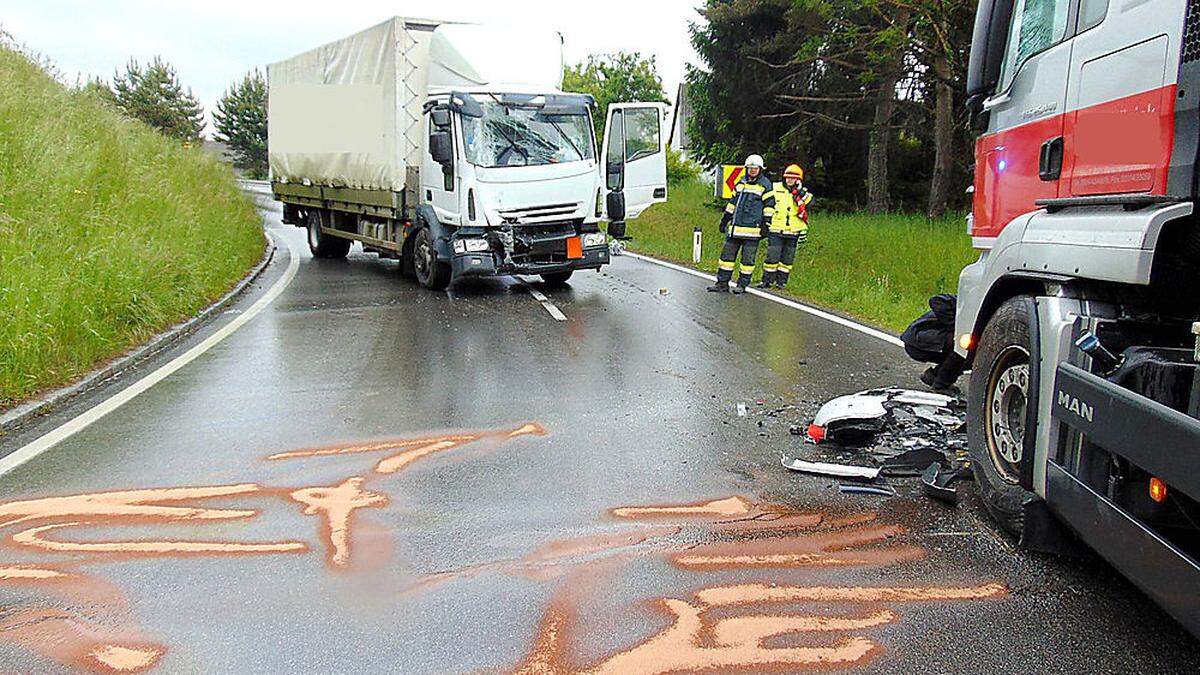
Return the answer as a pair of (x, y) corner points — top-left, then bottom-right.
(623, 179), (977, 333)
(0, 47), (264, 409)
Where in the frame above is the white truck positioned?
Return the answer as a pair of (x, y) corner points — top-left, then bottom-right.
(268, 17), (668, 289)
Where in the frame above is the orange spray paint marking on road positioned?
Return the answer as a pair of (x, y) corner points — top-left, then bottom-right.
(290, 477), (388, 568)
(0, 607), (165, 674)
(513, 496), (1009, 674)
(11, 522), (306, 556)
(694, 582), (1009, 607)
(266, 423), (547, 476)
(0, 484), (307, 558)
(610, 495), (754, 519)
(672, 523), (926, 570)
(0, 565), (72, 581)
(89, 644), (165, 672)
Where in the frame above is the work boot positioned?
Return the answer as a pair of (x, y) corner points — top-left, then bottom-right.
(707, 282), (729, 293)
(731, 285), (747, 295)
(755, 279), (773, 289)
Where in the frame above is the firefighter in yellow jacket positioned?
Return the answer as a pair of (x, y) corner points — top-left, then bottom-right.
(707, 155), (775, 295)
(758, 164), (813, 289)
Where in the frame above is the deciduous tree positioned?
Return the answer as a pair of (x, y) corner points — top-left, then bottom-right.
(563, 52), (669, 144)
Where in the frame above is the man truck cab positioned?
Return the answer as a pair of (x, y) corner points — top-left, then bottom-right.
(958, 0), (1200, 635)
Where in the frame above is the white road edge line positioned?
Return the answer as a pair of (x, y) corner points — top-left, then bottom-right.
(0, 231), (300, 477)
(620, 251), (903, 347)
(524, 284), (568, 322)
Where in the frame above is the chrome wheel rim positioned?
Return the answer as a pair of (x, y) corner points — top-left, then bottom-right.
(986, 346), (1029, 484)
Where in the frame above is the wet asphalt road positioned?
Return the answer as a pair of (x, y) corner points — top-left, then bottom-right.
(1, 198), (1198, 674)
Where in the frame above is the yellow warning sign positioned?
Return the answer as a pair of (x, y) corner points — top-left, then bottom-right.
(719, 165), (745, 200)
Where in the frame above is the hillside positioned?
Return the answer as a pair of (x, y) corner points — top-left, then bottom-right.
(0, 47), (265, 409)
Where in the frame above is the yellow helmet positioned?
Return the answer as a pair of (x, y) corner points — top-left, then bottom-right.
(784, 164), (804, 180)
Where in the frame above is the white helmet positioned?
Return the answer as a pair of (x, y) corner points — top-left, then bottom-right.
(744, 154), (765, 169)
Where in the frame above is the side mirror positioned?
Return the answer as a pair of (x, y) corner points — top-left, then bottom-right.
(606, 158), (624, 191)
(607, 191), (626, 223)
(431, 107), (452, 129)
(966, 94), (990, 134)
(430, 131), (453, 165)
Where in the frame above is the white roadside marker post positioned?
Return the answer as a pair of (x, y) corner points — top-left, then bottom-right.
(692, 225), (702, 264)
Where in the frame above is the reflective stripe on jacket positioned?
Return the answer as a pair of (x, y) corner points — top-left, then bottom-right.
(769, 182), (813, 236)
(723, 173), (775, 239)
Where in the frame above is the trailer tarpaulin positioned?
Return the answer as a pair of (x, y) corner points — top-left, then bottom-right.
(267, 17), (436, 192)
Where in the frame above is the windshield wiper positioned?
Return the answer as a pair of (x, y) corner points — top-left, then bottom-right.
(546, 119), (585, 162)
(484, 93), (529, 165)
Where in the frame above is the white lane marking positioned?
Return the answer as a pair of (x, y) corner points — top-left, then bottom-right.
(523, 283), (567, 322)
(0, 231), (300, 477)
(620, 251), (904, 347)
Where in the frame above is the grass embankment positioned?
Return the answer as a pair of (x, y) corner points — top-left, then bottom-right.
(626, 179), (977, 333)
(0, 47), (264, 409)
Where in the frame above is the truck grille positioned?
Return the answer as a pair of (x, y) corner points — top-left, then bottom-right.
(1185, 0), (1200, 63)
(498, 203), (582, 224)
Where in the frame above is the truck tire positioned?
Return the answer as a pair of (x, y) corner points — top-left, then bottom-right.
(968, 295), (1038, 536)
(306, 210), (351, 260)
(413, 227), (450, 290)
(539, 271), (573, 287)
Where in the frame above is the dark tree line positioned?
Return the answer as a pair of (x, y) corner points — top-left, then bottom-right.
(686, 0), (976, 216)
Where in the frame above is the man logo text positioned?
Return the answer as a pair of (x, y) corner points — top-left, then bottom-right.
(1057, 391), (1094, 423)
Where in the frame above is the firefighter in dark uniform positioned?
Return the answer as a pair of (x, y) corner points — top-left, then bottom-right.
(707, 155), (775, 295)
(759, 164), (813, 289)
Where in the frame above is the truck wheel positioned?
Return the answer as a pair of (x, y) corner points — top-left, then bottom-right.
(968, 295), (1038, 536)
(413, 228), (450, 290)
(539, 271), (573, 287)
(306, 210), (351, 260)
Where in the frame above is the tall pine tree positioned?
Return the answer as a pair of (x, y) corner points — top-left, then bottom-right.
(107, 57), (205, 142)
(214, 70), (268, 179)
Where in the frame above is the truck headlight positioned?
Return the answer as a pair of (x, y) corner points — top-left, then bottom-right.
(582, 232), (607, 248)
(464, 238), (490, 252)
(453, 240), (466, 254)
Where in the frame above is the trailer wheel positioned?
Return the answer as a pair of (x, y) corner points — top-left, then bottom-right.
(306, 210), (351, 260)
(413, 228), (450, 290)
(968, 295), (1037, 536)
(539, 271), (573, 287)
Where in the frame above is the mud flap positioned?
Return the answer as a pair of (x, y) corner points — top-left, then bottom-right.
(1019, 498), (1088, 557)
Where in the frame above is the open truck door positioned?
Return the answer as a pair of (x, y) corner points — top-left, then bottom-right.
(600, 103), (668, 238)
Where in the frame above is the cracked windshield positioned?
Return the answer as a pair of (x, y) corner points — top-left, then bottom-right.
(462, 102), (594, 167)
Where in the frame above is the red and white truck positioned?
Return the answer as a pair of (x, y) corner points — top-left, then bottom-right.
(959, 0), (1200, 633)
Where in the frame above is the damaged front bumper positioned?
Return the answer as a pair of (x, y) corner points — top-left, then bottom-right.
(449, 225), (609, 279)
(451, 247), (609, 278)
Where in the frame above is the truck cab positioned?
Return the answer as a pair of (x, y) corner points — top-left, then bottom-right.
(958, 0), (1200, 635)
(420, 89), (667, 287)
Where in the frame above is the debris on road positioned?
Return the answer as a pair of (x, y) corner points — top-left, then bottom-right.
(737, 402), (748, 417)
(781, 457), (881, 481)
(881, 447), (948, 477)
(838, 484), (897, 497)
(808, 388), (959, 446)
(922, 463), (971, 505)
(779, 388), (971, 503)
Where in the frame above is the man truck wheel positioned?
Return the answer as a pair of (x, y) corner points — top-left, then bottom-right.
(413, 228), (450, 290)
(968, 295), (1038, 536)
(539, 271), (573, 287)
(306, 210), (351, 260)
